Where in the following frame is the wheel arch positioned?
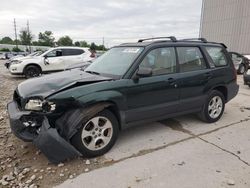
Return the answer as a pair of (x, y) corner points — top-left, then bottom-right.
(211, 85), (228, 102)
(23, 63), (42, 74)
(55, 100), (123, 141)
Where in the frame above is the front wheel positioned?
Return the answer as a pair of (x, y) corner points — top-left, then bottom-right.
(198, 90), (225, 123)
(71, 109), (119, 157)
(24, 65), (42, 78)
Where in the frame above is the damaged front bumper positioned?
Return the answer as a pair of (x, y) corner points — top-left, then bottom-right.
(7, 101), (81, 163)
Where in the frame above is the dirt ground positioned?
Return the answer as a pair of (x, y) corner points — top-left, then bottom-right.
(0, 60), (111, 188)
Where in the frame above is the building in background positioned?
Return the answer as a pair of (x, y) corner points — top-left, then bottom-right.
(200, 0), (250, 54)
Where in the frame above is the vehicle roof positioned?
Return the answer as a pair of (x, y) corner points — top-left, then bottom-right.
(53, 46), (90, 50)
(118, 38), (226, 48)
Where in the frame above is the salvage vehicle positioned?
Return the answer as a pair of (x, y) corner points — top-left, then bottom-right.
(7, 37), (239, 163)
(8, 47), (94, 78)
(5, 51), (44, 69)
(0, 52), (6, 59)
(229, 52), (249, 74)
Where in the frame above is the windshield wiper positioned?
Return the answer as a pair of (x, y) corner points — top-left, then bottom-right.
(85, 70), (100, 75)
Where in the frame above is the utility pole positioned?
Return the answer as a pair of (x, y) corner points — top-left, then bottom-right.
(27, 20), (31, 53)
(13, 18), (18, 49)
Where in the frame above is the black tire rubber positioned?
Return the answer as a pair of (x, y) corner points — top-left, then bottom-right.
(71, 109), (119, 158)
(238, 64), (246, 74)
(24, 65), (41, 78)
(198, 90), (225, 123)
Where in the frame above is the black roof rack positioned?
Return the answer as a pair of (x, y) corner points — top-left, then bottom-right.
(138, 36), (177, 43)
(180, 38), (208, 42)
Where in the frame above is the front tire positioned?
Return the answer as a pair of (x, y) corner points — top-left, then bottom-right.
(199, 90), (225, 123)
(71, 109), (119, 157)
(24, 65), (41, 78)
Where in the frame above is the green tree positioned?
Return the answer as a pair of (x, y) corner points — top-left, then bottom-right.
(96, 44), (107, 51)
(38, 31), (55, 46)
(12, 47), (22, 52)
(57, 36), (73, 46)
(19, 28), (33, 45)
(0, 48), (10, 52)
(74, 41), (80, 46)
(79, 41), (89, 47)
(0, 36), (13, 44)
(90, 42), (97, 51)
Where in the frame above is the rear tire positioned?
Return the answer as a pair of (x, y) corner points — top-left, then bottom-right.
(198, 90), (225, 123)
(24, 65), (41, 78)
(71, 109), (119, 158)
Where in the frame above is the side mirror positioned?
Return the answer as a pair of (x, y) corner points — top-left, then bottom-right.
(44, 57), (49, 65)
(136, 67), (152, 77)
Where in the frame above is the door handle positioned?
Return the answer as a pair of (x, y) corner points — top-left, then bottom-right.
(204, 72), (212, 79)
(167, 78), (178, 88)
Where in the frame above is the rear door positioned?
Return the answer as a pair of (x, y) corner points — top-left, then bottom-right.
(62, 49), (85, 68)
(125, 47), (180, 123)
(176, 46), (211, 112)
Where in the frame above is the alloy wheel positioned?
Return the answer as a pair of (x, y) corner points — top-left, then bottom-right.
(81, 116), (113, 151)
(208, 96), (223, 119)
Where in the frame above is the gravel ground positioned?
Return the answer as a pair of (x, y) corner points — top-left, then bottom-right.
(0, 60), (111, 188)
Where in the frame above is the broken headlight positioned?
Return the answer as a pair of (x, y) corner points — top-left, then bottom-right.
(25, 99), (56, 112)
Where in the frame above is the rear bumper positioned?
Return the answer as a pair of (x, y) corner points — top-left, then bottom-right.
(227, 81), (239, 102)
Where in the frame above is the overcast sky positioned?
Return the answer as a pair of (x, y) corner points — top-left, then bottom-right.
(0, 0), (202, 47)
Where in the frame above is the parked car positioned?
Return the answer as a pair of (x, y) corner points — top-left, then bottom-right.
(243, 69), (250, 87)
(243, 54), (250, 60)
(8, 47), (94, 78)
(5, 51), (44, 69)
(7, 37), (239, 163)
(229, 52), (249, 74)
(0, 52), (6, 59)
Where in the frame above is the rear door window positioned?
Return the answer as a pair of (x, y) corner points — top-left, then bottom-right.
(62, 49), (84, 56)
(206, 47), (228, 67)
(177, 47), (207, 72)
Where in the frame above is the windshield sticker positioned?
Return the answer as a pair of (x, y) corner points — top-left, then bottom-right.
(122, 48), (140, 53)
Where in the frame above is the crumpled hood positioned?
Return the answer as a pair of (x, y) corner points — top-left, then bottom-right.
(17, 69), (112, 98)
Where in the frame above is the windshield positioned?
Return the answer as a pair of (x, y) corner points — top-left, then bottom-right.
(85, 47), (143, 76)
(40, 49), (52, 57)
(33, 51), (43, 56)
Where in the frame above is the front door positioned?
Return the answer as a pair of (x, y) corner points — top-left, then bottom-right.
(125, 47), (180, 123)
(43, 49), (65, 72)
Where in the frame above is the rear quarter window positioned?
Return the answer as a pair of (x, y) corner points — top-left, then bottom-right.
(206, 47), (228, 67)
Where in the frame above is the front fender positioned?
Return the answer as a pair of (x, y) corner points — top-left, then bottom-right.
(77, 90), (126, 111)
